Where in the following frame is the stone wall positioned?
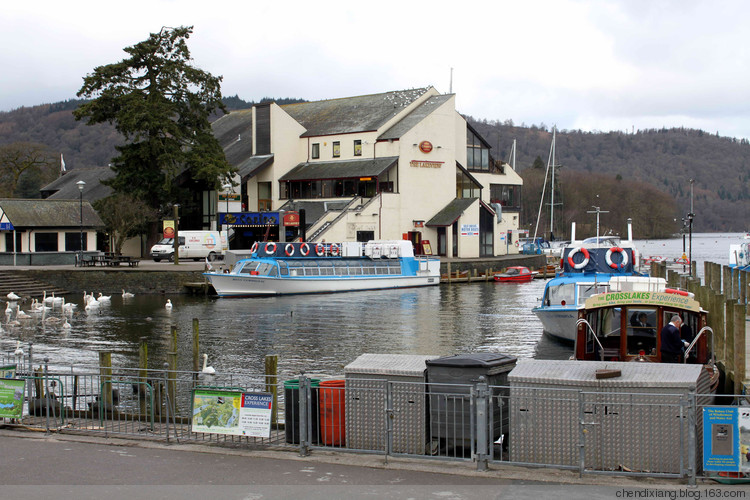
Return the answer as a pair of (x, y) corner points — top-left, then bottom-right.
(25, 269), (206, 295)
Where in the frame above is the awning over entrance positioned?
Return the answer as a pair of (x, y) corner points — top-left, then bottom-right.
(425, 198), (477, 227)
(280, 156), (398, 181)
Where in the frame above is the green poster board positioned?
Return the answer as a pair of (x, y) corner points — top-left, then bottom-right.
(0, 378), (26, 419)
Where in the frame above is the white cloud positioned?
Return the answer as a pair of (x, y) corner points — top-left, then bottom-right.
(1, 0), (749, 140)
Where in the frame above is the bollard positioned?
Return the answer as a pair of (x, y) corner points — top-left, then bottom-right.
(139, 338), (148, 416)
(192, 318), (200, 374)
(43, 358), (50, 433)
(99, 351), (113, 408)
(265, 355), (278, 425)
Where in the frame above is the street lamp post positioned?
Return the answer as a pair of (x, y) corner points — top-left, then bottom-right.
(222, 182), (231, 231)
(173, 204), (180, 265)
(76, 180), (86, 266)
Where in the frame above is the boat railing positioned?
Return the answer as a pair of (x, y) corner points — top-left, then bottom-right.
(683, 326), (714, 363)
(575, 318), (607, 361)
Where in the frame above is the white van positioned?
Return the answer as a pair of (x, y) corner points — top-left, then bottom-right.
(150, 231), (227, 262)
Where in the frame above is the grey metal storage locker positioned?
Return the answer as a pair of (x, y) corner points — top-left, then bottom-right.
(345, 353), (438, 454)
(508, 359), (711, 474)
(426, 353), (517, 451)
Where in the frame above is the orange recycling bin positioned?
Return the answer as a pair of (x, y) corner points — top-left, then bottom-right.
(319, 380), (346, 446)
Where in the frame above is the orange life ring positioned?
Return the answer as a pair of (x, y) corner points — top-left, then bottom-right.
(567, 247), (590, 269)
(514, 240), (519, 247)
(285, 243), (295, 256)
(330, 244), (340, 256)
(250, 242), (259, 254)
(264, 242), (276, 255)
(605, 246), (629, 269)
(315, 243), (325, 256)
(300, 243), (310, 256)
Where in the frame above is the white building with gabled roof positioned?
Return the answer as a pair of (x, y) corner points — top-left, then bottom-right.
(211, 87), (523, 258)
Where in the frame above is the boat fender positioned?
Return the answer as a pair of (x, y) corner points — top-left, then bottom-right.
(265, 242), (276, 255)
(315, 243), (325, 257)
(300, 243), (310, 256)
(251, 242), (259, 254)
(567, 247), (590, 270)
(285, 243), (295, 257)
(605, 247), (629, 269)
(330, 244), (340, 256)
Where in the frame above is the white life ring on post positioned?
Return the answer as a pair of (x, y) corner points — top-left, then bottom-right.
(300, 243), (310, 256)
(285, 243), (295, 257)
(264, 242), (276, 255)
(250, 242), (259, 254)
(605, 246), (629, 269)
(567, 247), (590, 270)
(315, 243), (325, 256)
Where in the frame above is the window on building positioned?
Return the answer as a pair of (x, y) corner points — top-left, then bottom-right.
(354, 140), (362, 156)
(456, 168), (481, 199)
(312, 143), (320, 159)
(466, 127), (491, 171)
(65, 232), (87, 252)
(490, 184), (521, 210)
(332, 141), (341, 158)
(35, 232), (59, 252)
(258, 182), (272, 210)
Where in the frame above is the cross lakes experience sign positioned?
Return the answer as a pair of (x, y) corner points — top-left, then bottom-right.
(583, 291), (701, 312)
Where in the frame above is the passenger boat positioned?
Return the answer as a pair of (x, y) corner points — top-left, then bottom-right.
(203, 240), (440, 297)
(573, 276), (720, 393)
(532, 219), (643, 342)
(493, 266), (537, 283)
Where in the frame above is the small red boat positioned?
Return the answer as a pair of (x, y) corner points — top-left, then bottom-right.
(493, 266), (537, 283)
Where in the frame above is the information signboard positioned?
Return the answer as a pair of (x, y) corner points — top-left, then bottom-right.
(0, 378), (25, 419)
(703, 406), (750, 473)
(192, 389), (273, 438)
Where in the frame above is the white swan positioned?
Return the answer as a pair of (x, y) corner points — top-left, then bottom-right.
(61, 297), (76, 313)
(97, 293), (111, 303)
(7, 292), (20, 301)
(83, 291), (93, 303)
(62, 318), (72, 329)
(14, 341), (23, 359)
(16, 309), (30, 320)
(165, 299), (173, 310)
(4, 302), (12, 319)
(201, 353), (215, 374)
(122, 289), (135, 298)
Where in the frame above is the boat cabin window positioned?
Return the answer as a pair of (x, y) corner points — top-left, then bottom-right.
(585, 308), (621, 359)
(577, 283), (609, 304)
(626, 308), (657, 356)
(238, 261), (278, 276)
(545, 283), (575, 306)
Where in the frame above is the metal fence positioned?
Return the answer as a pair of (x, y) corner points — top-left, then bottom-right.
(1, 349), (740, 484)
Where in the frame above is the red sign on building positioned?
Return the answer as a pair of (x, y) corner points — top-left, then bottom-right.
(283, 212), (300, 227)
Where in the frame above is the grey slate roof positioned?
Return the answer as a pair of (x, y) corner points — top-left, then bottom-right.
(426, 198), (477, 227)
(211, 109), (253, 149)
(238, 155), (274, 182)
(279, 157), (399, 181)
(282, 88), (431, 137)
(40, 167), (115, 202)
(379, 95), (453, 140)
(0, 199), (104, 228)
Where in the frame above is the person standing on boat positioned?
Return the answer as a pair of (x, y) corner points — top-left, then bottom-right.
(660, 315), (689, 363)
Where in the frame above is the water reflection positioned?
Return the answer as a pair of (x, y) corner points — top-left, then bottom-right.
(2, 280), (573, 379)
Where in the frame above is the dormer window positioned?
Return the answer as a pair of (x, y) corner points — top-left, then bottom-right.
(312, 143), (320, 159)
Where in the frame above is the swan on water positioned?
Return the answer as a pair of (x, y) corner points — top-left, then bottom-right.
(165, 299), (173, 310)
(122, 290), (135, 298)
(201, 353), (216, 374)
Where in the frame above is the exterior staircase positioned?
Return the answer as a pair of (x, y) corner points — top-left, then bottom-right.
(0, 270), (69, 300)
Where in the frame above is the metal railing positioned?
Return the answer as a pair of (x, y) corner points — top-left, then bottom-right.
(2, 348), (741, 484)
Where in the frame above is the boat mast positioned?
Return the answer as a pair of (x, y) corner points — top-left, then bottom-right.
(533, 128), (556, 242)
(549, 127), (556, 240)
(587, 206), (609, 247)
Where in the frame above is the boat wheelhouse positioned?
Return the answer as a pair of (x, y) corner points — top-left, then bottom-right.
(204, 240), (440, 297)
(574, 276), (716, 370)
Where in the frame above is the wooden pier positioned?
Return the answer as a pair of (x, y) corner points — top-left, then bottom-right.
(651, 261), (749, 395)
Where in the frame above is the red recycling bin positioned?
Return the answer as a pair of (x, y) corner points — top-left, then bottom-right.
(319, 380), (346, 446)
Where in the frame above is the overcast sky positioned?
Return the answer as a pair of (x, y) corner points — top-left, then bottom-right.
(3, 1), (749, 140)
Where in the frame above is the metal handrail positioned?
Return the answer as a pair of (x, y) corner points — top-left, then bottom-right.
(576, 318), (606, 361)
(683, 326), (713, 363)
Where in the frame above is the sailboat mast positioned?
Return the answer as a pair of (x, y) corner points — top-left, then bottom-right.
(550, 127), (556, 240)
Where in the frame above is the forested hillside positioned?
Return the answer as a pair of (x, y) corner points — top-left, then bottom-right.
(468, 118), (750, 232)
(0, 97), (747, 232)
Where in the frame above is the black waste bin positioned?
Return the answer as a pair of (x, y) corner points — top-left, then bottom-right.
(426, 353), (516, 451)
(284, 378), (320, 444)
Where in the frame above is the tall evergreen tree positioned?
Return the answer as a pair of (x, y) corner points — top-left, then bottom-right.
(74, 26), (233, 209)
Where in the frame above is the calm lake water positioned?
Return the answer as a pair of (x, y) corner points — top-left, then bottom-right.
(3, 232), (744, 379)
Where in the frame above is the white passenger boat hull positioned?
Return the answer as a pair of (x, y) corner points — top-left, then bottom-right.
(205, 273), (439, 297)
(532, 307), (580, 342)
